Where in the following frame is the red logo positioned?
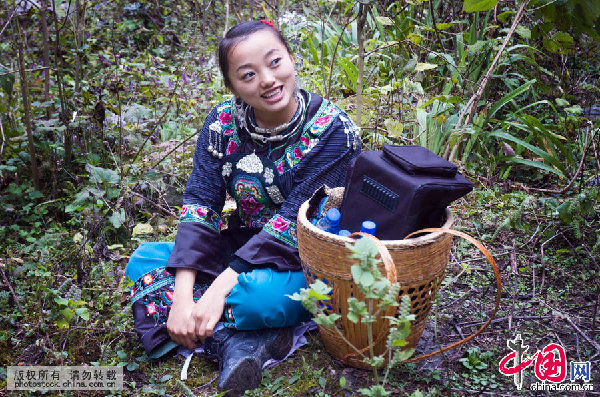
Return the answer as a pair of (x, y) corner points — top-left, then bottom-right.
(499, 334), (567, 390)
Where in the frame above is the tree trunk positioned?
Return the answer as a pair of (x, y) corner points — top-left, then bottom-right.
(52, 0), (71, 168)
(14, 18), (41, 190)
(40, 0), (51, 114)
(355, 3), (369, 129)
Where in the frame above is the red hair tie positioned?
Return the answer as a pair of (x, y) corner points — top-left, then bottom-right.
(260, 19), (275, 28)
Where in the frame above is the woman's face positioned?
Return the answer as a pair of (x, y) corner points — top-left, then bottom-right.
(226, 29), (297, 129)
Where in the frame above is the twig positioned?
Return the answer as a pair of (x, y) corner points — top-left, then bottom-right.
(0, 263), (26, 316)
(564, 316), (600, 355)
(0, 66), (52, 76)
(428, 0), (444, 52)
(446, 250), (510, 266)
(538, 234), (560, 294)
(458, 315), (553, 328)
(457, 0), (529, 127)
(325, 13), (358, 99)
(61, 326), (136, 335)
(0, 3), (17, 38)
(449, 0), (530, 162)
(130, 191), (177, 217)
(0, 116), (5, 161)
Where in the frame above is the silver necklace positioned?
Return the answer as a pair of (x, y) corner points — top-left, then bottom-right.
(248, 93), (306, 143)
(249, 92), (304, 135)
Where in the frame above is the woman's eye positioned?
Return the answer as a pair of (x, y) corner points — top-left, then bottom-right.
(270, 57), (281, 67)
(242, 72), (254, 80)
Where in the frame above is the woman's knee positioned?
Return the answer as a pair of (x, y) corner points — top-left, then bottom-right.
(226, 268), (310, 329)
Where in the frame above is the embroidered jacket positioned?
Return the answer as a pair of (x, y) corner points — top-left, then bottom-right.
(166, 91), (360, 280)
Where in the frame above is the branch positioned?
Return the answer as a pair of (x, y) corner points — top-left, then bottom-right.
(0, 4), (17, 39)
(0, 263), (26, 317)
(455, 0), (530, 129)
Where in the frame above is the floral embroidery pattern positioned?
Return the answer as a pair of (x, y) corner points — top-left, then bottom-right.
(179, 204), (222, 232)
(131, 267), (175, 304)
(219, 111), (233, 125)
(275, 100), (340, 173)
(264, 214), (298, 248)
(232, 175), (277, 228)
(132, 266), (209, 326)
(146, 302), (158, 316)
(226, 140), (238, 155)
(217, 102), (241, 156)
(142, 274), (154, 285)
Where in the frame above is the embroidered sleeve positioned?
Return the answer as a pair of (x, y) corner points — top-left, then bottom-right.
(166, 105), (229, 279)
(234, 113), (361, 271)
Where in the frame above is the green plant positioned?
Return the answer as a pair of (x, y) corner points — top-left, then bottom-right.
(290, 237), (415, 396)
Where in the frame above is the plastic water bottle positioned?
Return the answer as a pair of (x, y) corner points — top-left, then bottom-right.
(315, 208), (341, 234)
(360, 220), (377, 236)
(338, 229), (351, 237)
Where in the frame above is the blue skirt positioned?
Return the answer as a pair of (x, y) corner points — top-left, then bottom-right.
(126, 242), (311, 358)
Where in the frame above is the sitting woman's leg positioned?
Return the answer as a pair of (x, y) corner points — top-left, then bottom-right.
(224, 268), (312, 330)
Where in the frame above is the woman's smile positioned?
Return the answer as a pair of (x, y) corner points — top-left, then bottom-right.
(227, 30), (298, 130)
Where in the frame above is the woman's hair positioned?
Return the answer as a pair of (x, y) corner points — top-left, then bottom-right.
(218, 21), (293, 88)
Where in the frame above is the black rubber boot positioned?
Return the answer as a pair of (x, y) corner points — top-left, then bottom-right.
(204, 325), (293, 396)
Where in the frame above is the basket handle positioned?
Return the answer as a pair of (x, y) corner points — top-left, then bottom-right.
(349, 232), (398, 285)
(344, 232), (399, 363)
(401, 228), (502, 363)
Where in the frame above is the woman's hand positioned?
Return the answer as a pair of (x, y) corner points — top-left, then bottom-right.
(167, 269), (200, 349)
(191, 267), (239, 342)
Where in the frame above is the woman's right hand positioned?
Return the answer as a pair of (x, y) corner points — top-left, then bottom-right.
(167, 296), (199, 349)
(166, 268), (199, 349)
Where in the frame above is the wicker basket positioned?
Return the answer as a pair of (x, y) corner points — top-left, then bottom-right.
(297, 200), (501, 369)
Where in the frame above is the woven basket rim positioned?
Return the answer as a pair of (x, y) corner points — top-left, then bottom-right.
(297, 201), (454, 247)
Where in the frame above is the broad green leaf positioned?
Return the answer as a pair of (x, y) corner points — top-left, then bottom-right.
(376, 16), (393, 26)
(486, 79), (536, 124)
(490, 131), (565, 175)
(436, 23), (453, 30)
(403, 58), (418, 72)
(500, 156), (566, 178)
(557, 201), (573, 224)
(307, 290), (330, 301)
(564, 105), (582, 115)
(407, 33), (422, 45)
(555, 98), (569, 107)
(126, 362), (139, 371)
(109, 209), (126, 229)
(462, 0), (498, 13)
(75, 308), (90, 321)
(414, 62), (438, 72)
(383, 119), (404, 137)
(86, 164), (120, 185)
(353, 237), (379, 258)
(310, 279), (332, 296)
(515, 25), (531, 39)
(497, 11), (515, 23)
(314, 313), (340, 328)
(0, 67), (15, 96)
(61, 308), (75, 321)
(133, 223), (154, 236)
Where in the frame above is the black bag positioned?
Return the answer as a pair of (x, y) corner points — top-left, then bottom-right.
(338, 145), (473, 240)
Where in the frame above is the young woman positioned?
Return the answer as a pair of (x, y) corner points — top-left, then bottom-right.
(126, 20), (360, 395)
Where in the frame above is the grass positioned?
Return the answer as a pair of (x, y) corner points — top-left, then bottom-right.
(2, 182), (598, 396)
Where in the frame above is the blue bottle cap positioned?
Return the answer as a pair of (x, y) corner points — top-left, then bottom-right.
(338, 229), (351, 237)
(325, 208), (341, 223)
(360, 220), (376, 235)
